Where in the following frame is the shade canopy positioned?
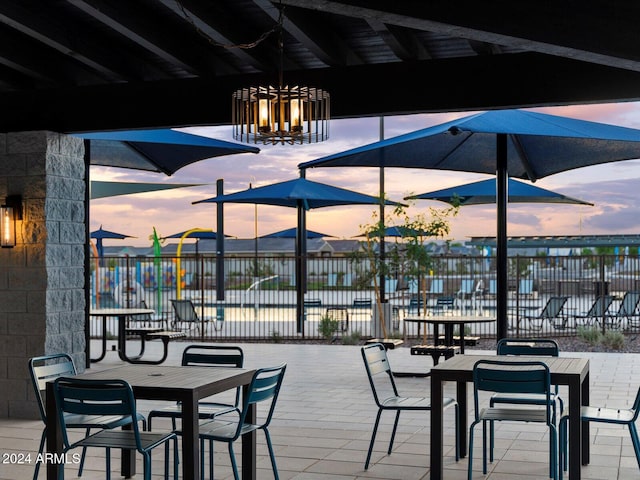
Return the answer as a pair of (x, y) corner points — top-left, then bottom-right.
(260, 228), (332, 239)
(299, 108), (640, 341)
(299, 109), (640, 180)
(193, 177), (404, 209)
(76, 128), (259, 176)
(407, 178), (593, 206)
(90, 180), (203, 199)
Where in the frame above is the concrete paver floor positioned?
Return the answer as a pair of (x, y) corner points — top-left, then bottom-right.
(2, 340), (640, 479)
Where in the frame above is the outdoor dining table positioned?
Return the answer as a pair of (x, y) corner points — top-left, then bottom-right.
(46, 364), (257, 480)
(430, 354), (590, 480)
(404, 314), (496, 353)
(89, 308), (157, 363)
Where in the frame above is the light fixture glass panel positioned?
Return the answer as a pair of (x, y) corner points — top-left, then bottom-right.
(0, 205), (15, 248)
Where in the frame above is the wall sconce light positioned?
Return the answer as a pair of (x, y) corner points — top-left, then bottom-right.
(1, 195), (22, 248)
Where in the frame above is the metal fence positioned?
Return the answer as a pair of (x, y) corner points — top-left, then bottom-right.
(89, 253), (640, 342)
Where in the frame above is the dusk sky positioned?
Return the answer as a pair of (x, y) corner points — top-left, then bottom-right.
(90, 102), (640, 248)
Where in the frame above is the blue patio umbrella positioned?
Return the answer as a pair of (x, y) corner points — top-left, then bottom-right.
(260, 227), (332, 239)
(75, 128), (259, 176)
(90, 225), (135, 258)
(194, 176), (404, 334)
(407, 178), (593, 206)
(299, 108), (640, 339)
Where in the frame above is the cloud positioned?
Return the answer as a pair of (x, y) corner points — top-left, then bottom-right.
(90, 103), (640, 246)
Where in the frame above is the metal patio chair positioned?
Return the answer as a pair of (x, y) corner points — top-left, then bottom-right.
(147, 345), (244, 430)
(197, 364), (287, 480)
(52, 377), (178, 480)
(468, 359), (558, 480)
(28, 353), (146, 480)
(559, 385), (640, 479)
(489, 339), (564, 462)
(361, 343), (459, 470)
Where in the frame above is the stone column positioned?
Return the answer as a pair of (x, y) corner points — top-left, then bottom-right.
(0, 131), (85, 419)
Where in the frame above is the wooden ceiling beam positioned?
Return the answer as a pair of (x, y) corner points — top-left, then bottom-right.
(1, 53), (640, 133)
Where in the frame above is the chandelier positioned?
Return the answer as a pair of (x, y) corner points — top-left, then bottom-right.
(231, 5), (330, 145)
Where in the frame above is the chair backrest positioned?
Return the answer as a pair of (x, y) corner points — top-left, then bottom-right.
(472, 360), (552, 420)
(171, 299), (199, 322)
(435, 296), (455, 311)
(619, 291), (640, 316)
(28, 353), (77, 423)
(631, 386), (640, 420)
(234, 364), (286, 438)
(182, 345), (244, 368)
(53, 378), (141, 450)
(585, 295), (614, 316)
(182, 345), (244, 406)
(539, 296), (568, 318)
(497, 338), (559, 357)
(361, 343), (399, 408)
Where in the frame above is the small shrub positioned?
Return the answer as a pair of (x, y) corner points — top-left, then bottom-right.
(341, 330), (363, 345)
(318, 315), (339, 340)
(270, 330), (283, 343)
(577, 326), (602, 345)
(602, 330), (625, 350)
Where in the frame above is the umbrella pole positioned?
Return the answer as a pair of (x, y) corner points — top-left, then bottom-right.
(295, 203), (306, 336)
(496, 134), (508, 340)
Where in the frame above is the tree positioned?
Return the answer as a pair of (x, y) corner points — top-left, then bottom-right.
(360, 198), (458, 338)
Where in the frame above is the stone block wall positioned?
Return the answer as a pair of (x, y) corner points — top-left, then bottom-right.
(0, 131), (85, 419)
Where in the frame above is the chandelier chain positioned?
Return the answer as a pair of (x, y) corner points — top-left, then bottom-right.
(174, 0), (285, 50)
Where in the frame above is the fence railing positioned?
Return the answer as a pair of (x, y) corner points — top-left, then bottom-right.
(89, 253), (640, 341)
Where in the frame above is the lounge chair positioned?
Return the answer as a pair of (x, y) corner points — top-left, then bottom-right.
(171, 298), (222, 333)
(521, 296), (568, 330)
(607, 291), (640, 330)
(574, 295), (615, 328)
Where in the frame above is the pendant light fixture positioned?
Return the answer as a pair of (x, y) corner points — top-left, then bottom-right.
(232, 5), (330, 145)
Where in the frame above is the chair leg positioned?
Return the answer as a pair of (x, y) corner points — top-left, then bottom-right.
(482, 420), (488, 474)
(263, 428), (280, 480)
(365, 409), (383, 470)
(558, 415), (569, 479)
(468, 420), (479, 480)
(33, 429), (46, 480)
(454, 403), (460, 462)
(388, 410), (401, 454)
(77, 428), (90, 476)
(105, 447), (111, 480)
(628, 423), (640, 470)
(228, 442), (240, 480)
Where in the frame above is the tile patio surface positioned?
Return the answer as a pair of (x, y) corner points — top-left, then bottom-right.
(2, 340), (640, 479)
